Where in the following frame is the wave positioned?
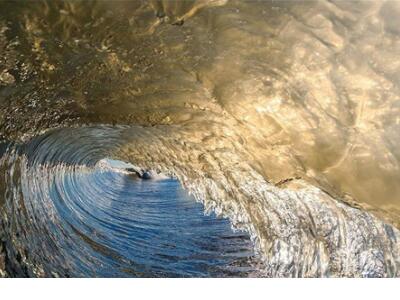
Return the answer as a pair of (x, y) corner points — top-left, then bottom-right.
(1, 0), (400, 277)
(0, 126), (261, 277)
(1, 126), (399, 277)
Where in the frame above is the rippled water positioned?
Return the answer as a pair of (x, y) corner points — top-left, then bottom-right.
(0, 127), (259, 277)
(1, 0), (400, 277)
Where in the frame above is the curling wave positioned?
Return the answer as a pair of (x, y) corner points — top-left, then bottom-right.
(0, 126), (260, 277)
(1, 0), (400, 277)
(1, 126), (399, 277)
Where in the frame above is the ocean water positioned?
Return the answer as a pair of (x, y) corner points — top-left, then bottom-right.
(0, 129), (260, 277)
(1, 1), (400, 277)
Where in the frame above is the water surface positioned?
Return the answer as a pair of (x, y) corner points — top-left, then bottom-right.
(1, 0), (400, 277)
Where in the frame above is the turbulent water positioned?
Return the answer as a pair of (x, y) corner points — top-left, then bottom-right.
(1, 0), (400, 277)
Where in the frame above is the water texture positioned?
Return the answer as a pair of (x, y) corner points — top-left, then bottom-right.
(0, 131), (258, 277)
(0, 0), (400, 277)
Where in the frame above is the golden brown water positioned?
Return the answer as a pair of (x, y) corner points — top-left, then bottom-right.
(1, 0), (400, 277)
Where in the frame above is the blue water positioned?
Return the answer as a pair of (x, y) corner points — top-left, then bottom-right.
(19, 164), (257, 277)
(0, 128), (259, 277)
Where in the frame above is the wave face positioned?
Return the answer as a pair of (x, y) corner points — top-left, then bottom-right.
(0, 127), (259, 277)
(1, 1), (400, 277)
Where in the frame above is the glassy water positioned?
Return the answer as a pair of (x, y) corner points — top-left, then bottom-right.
(51, 170), (257, 277)
(0, 150), (259, 277)
(1, 0), (400, 277)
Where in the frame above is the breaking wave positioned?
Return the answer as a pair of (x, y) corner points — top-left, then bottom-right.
(0, 126), (399, 277)
(0, 126), (261, 277)
(1, 0), (400, 277)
